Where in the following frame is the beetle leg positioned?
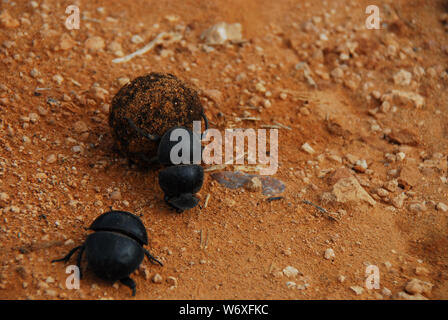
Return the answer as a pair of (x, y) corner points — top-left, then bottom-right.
(163, 195), (183, 213)
(201, 111), (209, 140)
(120, 277), (136, 296)
(144, 249), (163, 266)
(134, 152), (159, 165)
(125, 117), (161, 142)
(51, 245), (81, 263)
(76, 245), (85, 279)
(163, 195), (172, 208)
(147, 156), (159, 164)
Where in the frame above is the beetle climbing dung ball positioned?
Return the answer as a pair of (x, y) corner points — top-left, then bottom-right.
(109, 73), (205, 165)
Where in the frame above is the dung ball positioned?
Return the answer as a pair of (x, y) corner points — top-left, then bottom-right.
(109, 72), (204, 165)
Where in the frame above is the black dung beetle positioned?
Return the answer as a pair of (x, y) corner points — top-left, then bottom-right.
(125, 112), (208, 166)
(126, 113), (208, 212)
(158, 164), (204, 212)
(51, 210), (162, 296)
(156, 126), (203, 165)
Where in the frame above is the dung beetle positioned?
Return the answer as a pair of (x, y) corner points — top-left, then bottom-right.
(158, 164), (204, 212)
(126, 113), (208, 212)
(125, 112), (208, 166)
(51, 210), (162, 296)
(156, 126), (203, 165)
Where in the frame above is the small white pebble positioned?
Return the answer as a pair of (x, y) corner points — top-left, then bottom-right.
(282, 266), (299, 278)
(152, 273), (163, 284)
(382, 287), (392, 296)
(71, 146), (83, 153)
(46, 277), (55, 284)
(131, 35), (144, 44)
(110, 190), (121, 201)
(301, 142), (315, 154)
(350, 286), (364, 295)
(396, 152), (406, 161)
(436, 202), (448, 212)
(324, 248), (335, 260)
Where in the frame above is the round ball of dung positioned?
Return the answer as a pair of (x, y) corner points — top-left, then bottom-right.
(109, 73), (204, 165)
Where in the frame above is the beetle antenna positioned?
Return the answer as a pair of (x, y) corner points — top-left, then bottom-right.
(144, 250), (163, 266)
(125, 117), (161, 142)
(201, 111), (209, 140)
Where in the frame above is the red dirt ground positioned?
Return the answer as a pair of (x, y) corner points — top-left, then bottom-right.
(0, 0), (447, 299)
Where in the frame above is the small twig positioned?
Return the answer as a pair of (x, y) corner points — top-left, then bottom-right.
(280, 89), (314, 101)
(233, 165), (260, 172)
(204, 231), (209, 249)
(268, 261), (275, 274)
(204, 164), (227, 172)
(241, 106), (260, 110)
(113, 32), (182, 64)
(70, 79), (82, 87)
(224, 152), (245, 165)
(273, 121), (292, 131)
(302, 200), (328, 213)
(267, 196), (284, 202)
(261, 124), (282, 130)
(204, 194), (211, 208)
(17, 240), (65, 254)
(200, 229), (203, 249)
(235, 117), (261, 122)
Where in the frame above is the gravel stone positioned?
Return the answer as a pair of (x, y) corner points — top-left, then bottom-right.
(110, 190), (122, 200)
(436, 202), (448, 212)
(282, 266), (299, 278)
(301, 142), (315, 154)
(393, 69), (412, 86)
(405, 278), (433, 295)
(324, 248), (335, 260)
(85, 36), (105, 51)
(46, 154), (57, 164)
(74, 121), (89, 133)
(350, 286), (363, 295)
(201, 22), (243, 45)
(152, 273), (163, 284)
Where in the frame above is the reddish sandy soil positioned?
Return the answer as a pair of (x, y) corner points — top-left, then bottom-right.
(0, 0), (447, 300)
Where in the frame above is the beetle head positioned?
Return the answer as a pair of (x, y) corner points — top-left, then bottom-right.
(164, 193), (200, 212)
(159, 164), (204, 196)
(157, 126), (202, 166)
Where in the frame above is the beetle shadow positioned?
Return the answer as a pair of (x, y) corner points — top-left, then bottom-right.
(86, 122), (170, 211)
(86, 122), (162, 172)
(86, 120), (207, 216)
(75, 270), (129, 296)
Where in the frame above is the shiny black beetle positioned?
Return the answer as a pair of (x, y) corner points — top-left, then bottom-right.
(156, 126), (203, 166)
(158, 164), (204, 212)
(126, 112), (208, 166)
(52, 210), (162, 296)
(126, 113), (208, 212)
